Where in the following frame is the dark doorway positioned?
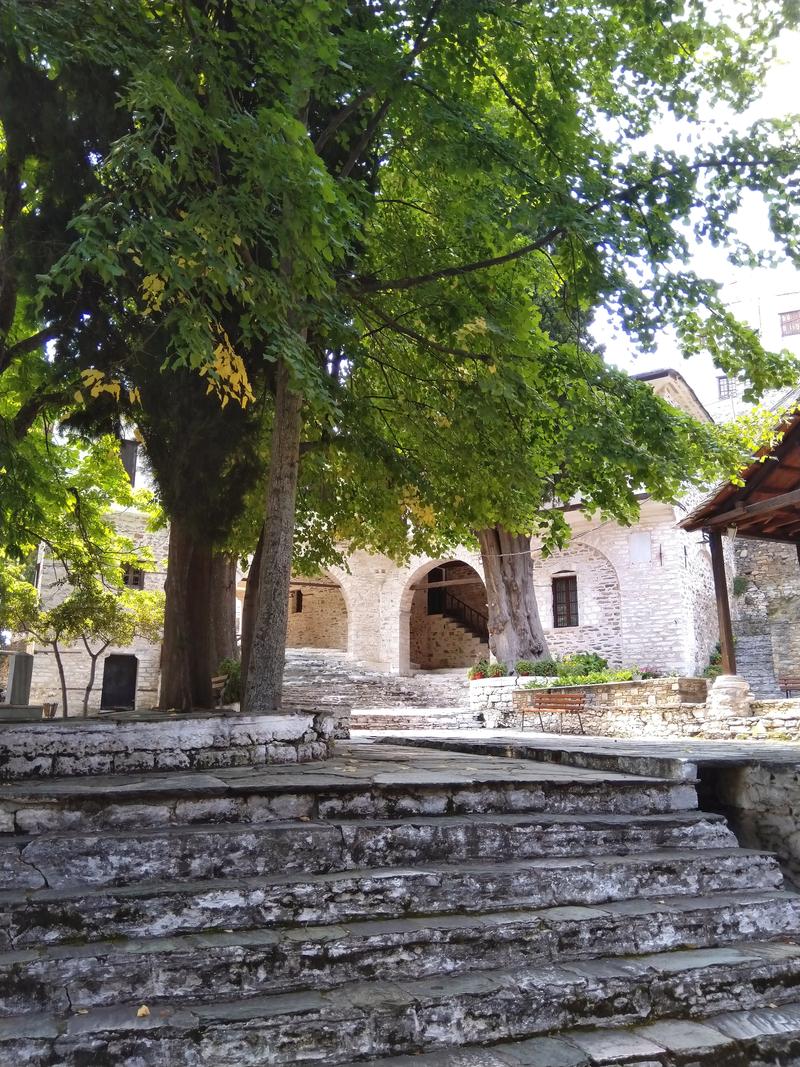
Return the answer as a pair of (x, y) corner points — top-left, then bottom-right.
(427, 567), (445, 614)
(100, 654), (138, 710)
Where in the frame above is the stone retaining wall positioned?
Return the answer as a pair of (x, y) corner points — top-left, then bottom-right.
(507, 677), (711, 737)
(0, 710), (335, 780)
(711, 761), (800, 889)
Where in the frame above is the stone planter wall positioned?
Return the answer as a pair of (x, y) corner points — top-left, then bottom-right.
(0, 710), (336, 780)
(507, 677), (710, 737)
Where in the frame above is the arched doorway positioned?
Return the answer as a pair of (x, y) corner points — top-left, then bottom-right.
(285, 574), (349, 651)
(401, 559), (488, 672)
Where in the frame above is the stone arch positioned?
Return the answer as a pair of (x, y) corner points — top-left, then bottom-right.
(286, 572), (349, 652)
(534, 542), (623, 665)
(398, 557), (488, 674)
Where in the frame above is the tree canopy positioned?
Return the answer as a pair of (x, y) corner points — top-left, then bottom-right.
(3, 0), (800, 703)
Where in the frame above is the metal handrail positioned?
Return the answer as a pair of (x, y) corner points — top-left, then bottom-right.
(442, 591), (489, 641)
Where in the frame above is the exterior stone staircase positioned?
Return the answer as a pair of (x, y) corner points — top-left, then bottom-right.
(2, 740), (800, 1064)
(420, 610), (489, 667)
(281, 648), (471, 709)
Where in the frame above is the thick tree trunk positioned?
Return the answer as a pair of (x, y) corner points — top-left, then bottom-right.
(159, 519), (214, 711)
(209, 552), (238, 670)
(240, 524), (264, 698)
(478, 525), (550, 667)
(244, 361), (303, 713)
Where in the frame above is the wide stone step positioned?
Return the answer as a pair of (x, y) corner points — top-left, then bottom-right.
(4, 891), (800, 1017)
(0, 847), (783, 939)
(338, 1002), (800, 1065)
(5, 942), (800, 1065)
(0, 809), (736, 892)
(0, 764), (697, 835)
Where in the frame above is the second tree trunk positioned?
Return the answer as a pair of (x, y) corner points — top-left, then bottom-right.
(478, 525), (550, 667)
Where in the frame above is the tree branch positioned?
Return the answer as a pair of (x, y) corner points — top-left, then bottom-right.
(355, 224), (564, 293)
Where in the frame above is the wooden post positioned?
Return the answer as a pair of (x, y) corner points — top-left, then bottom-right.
(708, 529), (736, 674)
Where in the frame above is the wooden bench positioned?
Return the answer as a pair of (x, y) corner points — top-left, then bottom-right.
(778, 677), (800, 698)
(520, 689), (586, 734)
(211, 675), (228, 708)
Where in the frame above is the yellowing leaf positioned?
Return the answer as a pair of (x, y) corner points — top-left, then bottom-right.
(137, 1005), (151, 1018)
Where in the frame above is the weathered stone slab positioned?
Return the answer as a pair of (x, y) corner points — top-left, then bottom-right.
(0, 711), (335, 780)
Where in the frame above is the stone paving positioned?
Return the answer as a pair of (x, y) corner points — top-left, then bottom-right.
(352, 727), (800, 774)
(3, 739), (800, 1064)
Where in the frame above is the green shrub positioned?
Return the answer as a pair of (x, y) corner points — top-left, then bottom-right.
(558, 651), (608, 676)
(525, 668), (634, 689)
(468, 660), (490, 680)
(468, 659), (508, 680)
(218, 657), (241, 703)
(516, 658), (559, 677)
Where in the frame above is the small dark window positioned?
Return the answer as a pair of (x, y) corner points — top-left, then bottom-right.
(290, 589), (303, 614)
(552, 575), (579, 628)
(780, 309), (800, 337)
(122, 564), (145, 589)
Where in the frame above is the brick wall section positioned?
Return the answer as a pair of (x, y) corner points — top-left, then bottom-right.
(286, 581), (348, 651)
(29, 509), (168, 714)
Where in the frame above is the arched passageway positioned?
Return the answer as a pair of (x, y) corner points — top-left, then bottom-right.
(403, 559), (488, 671)
(285, 575), (349, 651)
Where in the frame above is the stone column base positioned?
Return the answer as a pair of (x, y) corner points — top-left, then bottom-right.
(705, 674), (752, 720)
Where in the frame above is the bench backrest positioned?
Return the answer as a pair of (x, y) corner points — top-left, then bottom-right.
(526, 689), (585, 711)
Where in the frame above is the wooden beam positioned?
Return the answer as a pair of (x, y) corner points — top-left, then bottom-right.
(410, 577), (484, 591)
(703, 486), (800, 529)
(708, 529), (736, 675)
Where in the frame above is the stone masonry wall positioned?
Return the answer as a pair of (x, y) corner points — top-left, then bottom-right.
(532, 542), (622, 665)
(28, 509), (169, 714)
(286, 581), (348, 651)
(509, 677), (711, 737)
(713, 762), (800, 888)
(733, 539), (800, 697)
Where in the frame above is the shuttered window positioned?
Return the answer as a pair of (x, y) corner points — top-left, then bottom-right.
(552, 575), (578, 628)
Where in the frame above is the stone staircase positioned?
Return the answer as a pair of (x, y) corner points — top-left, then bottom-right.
(2, 740), (800, 1064)
(281, 648), (471, 710)
(416, 611), (489, 669)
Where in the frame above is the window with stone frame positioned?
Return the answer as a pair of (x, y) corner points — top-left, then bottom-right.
(552, 575), (579, 628)
(780, 309), (800, 337)
(290, 589), (303, 614)
(121, 564), (146, 590)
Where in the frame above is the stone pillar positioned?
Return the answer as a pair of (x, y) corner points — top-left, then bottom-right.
(705, 673), (752, 719)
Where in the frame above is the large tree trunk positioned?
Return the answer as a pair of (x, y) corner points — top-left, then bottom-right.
(477, 525), (550, 667)
(243, 360), (303, 713)
(209, 552), (238, 670)
(159, 519), (215, 711)
(240, 524), (264, 697)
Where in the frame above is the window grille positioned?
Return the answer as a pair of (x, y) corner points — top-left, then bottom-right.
(552, 575), (579, 628)
(121, 564), (145, 590)
(780, 310), (800, 337)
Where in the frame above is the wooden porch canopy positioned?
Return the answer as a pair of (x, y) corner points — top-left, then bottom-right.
(680, 408), (800, 675)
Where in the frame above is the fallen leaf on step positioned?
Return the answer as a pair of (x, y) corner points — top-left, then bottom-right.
(137, 1005), (151, 1018)
(76, 1010), (89, 1015)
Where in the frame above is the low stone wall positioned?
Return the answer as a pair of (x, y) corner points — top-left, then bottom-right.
(470, 677), (541, 721)
(0, 710), (335, 780)
(508, 677), (710, 737)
